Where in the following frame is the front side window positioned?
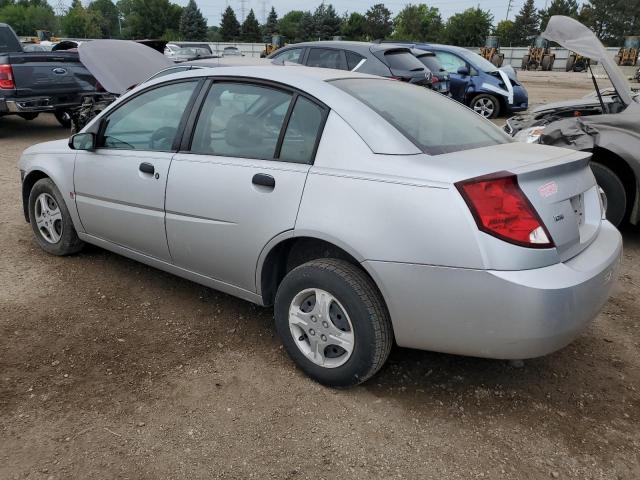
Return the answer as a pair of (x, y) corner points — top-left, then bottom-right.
(100, 81), (197, 151)
(331, 78), (510, 155)
(191, 83), (292, 160)
(279, 97), (325, 164)
(273, 47), (303, 64)
(306, 48), (347, 70)
(434, 51), (466, 72)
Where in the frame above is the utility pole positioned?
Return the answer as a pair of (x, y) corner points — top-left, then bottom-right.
(505, 0), (513, 21)
(261, 0), (266, 24)
(239, 0), (247, 24)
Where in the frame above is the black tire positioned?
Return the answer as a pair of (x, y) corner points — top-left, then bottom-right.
(28, 178), (84, 255)
(521, 54), (530, 70)
(565, 55), (575, 72)
(19, 113), (39, 121)
(470, 93), (500, 119)
(54, 109), (72, 128)
(541, 54), (554, 71)
(274, 259), (393, 387)
(590, 162), (627, 227)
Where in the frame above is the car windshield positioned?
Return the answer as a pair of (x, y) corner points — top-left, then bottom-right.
(456, 49), (498, 73)
(331, 78), (510, 155)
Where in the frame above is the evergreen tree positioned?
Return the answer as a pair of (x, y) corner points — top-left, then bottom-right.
(539, 0), (578, 30)
(341, 12), (366, 40)
(179, 0), (207, 41)
(364, 3), (392, 40)
(279, 10), (304, 41)
(296, 10), (314, 41)
(512, 0), (540, 46)
(264, 6), (278, 36)
(241, 8), (261, 42)
(219, 5), (240, 40)
(312, 3), (341, 40)
(579, 0), (631, 46)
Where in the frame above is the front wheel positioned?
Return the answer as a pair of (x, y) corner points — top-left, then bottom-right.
(591, 163), (627, 227)
(470, 93), (500, 119)
(54, 109), (72, 128)
(521, 54), (530, 70)
(28, 178), (84, 255)
(274, 259), (393, 387)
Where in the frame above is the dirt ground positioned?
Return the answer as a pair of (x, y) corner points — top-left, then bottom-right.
(1, 72), (639, 480)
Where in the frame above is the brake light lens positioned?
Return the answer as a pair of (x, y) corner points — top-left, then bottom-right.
(431, 75), (440, 84)
(0, 64), (14, 89)
(456, 172), (554, 248)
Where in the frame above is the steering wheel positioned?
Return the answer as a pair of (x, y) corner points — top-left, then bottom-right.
(149, 126), (177, 150)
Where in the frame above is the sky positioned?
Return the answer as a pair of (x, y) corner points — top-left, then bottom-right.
(172, 0), (585, 28)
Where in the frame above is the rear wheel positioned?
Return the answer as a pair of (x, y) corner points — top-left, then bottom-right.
(54, 109), (72, 128)
(28, 178), (84, 255)
(541, 55), (553, 71)
(521, 54), (530, 70)
(491, 53), (503, 67)
(470, 93), (500, 119)
(591, 162), (627, 227)
(274, 259), (393, 387)
(565, 54), (575, 72)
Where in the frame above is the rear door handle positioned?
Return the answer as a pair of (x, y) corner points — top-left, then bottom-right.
(252, 173), (275, 188)
(139, 162), (155, 174)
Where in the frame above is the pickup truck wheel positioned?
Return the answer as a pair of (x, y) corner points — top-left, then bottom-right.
(54, 109), (72, 128)
(274, 259), (392, 387)
(19, 113), (39, 121)
(28, 178), (84, 256)
(591, 162), (627, 227)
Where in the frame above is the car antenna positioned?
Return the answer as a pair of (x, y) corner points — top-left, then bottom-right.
(588, 63), (607, 114)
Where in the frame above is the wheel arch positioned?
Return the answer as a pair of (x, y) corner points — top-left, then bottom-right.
(21, 169), (50, 222)
(591, 146), (640, 224)
(256, 234), (385, 309)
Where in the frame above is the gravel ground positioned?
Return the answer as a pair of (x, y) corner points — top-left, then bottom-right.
(1, 73), (639, 480)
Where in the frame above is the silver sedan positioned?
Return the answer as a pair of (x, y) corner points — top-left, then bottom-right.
(18, 66), (622, 387)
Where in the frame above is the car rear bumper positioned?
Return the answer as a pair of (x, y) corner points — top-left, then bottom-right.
(364, 221), (622, 359)
(3, 96), (81, 113)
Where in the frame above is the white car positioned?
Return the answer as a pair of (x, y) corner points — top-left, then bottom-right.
(18, 66), (622, 387)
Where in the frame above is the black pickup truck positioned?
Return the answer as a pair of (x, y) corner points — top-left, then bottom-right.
(0, 23), (96, 127)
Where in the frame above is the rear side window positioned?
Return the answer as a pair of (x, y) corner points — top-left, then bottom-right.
(191, 82), (292, 160)
(418, 55), (445, 73)
(0, 27), (22, 53)
(306, 48), (347, 70)
(345, 51), (366, 70)
(279, 97), (325, 164)
(273, 47), (303, 63)
(383, 51), (424, 71)
(331, 78), (509, 155)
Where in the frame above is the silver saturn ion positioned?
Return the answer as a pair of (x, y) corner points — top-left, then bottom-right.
(18, 67), (622, 387)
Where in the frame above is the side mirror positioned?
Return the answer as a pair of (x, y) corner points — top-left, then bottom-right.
(457, 66), (470, 76)
(69, 132), (95, 151)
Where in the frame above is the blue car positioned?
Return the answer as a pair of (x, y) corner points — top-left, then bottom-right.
(394, 43), (529, 118)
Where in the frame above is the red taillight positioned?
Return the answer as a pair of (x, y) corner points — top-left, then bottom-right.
(0, 64), (15, 89)
(431, 75), (439, 84)
(456, 172), (554, 248)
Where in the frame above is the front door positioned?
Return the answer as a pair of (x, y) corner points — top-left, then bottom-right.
(166, 81), (327, 292)
(434, 51), (471, 103)
(74, 80), (199, 261)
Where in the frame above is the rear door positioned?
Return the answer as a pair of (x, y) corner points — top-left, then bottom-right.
(166, 80), (328, 292)
(74, 79), (200, 262)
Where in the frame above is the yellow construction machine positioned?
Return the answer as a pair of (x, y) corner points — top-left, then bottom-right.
(521, 36), (555, 71)
(615, 36), (639, 66)
(260, 34), (285, 58)
(480, 36), (504, 67)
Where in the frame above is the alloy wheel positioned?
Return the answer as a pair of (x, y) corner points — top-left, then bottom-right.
(34, 192), (63, 243)
(473, 97), (495, 118)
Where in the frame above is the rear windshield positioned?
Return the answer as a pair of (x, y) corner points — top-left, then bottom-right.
(383, 50), (424, 71)
(330, 78), (510, 155)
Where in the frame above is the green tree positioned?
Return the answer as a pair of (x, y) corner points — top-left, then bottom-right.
(539, 0), (578, 30)
(392, 3), (442, 42)
(297, 10), (314, 41)
(241, 8), (261, 42)
(207, 25), (221, 41)
(579, 0), (633, 45)
(118, 0), (182, 39)
(61, 0), (103, 38)
(264, 6), (278, 36)
(364, 3), (392, 39)
(279, 10), (304, 41)
(0, 2), (56, 36)
(219, 5), (239, 40)
(443, 7), (492, 46)
(179, 0), (207, 41)
(494, 19), (516, 46)
(88, 0), (120, 38)
(512, 0), (539, 46)
(341, 12), (366, 40)
(312, 3), (341, 40)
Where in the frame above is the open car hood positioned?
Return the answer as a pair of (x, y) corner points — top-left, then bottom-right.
(542, 15), (633, 105)
(79, 40), (172, 95)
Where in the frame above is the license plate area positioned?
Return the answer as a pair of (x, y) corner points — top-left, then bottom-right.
(570, 193), (585, 227)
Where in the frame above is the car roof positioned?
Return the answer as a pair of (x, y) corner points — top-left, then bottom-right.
(133, 65), (421, 155)
(275, 41), (413, 55)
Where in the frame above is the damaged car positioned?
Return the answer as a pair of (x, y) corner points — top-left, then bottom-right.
(506, 15), (640, 227)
